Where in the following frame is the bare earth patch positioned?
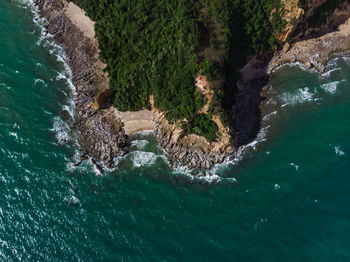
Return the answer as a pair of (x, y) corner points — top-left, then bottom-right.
(65, 2), (95, 39)
(196, 75), (213, 114)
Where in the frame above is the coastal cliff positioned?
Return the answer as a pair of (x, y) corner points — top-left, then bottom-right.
(35, 0), (350, 172)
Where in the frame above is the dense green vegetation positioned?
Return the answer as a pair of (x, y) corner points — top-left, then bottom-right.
(199, 0), (286, 136)
(185, 114), (219, 142)
(70, 0), (285, 141)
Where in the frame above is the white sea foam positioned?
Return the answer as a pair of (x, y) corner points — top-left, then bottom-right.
(271, 61), (318, 75)
(171, 168), (237, 184)
(170, 152), (238, 184)
(33, 78), (47, 87)
(9, 132), (18, 140)
(239, 126), (269, 154)
(133, 130), (155, 135)
(334, 146), (346, 157)
(210, 158), (234, 175)
(218, 125), (270, 170)
(321, 67), (341, 78)
(0, 83), (11, 90)
(60, 105), (74, 120)
(320, 80), (345, 94)
(51, 116), (70, 145)
(321, 57), (341, 78)
(320, 81), (338, 94)
(341, 56), (350, 65)
(263, 111), (277, 121)
(196, 173), (236, 183)
(130, 151), (159, 168)
(131, 140), (149, 150)
(64, 195), (80, 205)
(22, 0), (79, 153)
(290, 163), (299, 171)
(280, 87), (319, 107)
(55, 72), (67, 81)
(265, 97), (278, 106)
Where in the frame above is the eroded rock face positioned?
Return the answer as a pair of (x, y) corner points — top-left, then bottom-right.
(35, 0), (128, 169)
(277, 0), (349, 43)
(276, 0), (306, 42)
(268, 17), (350, 74)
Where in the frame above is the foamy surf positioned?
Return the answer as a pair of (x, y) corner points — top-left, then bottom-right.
(21, 0), (82, 170)
(321, 57), (341, 78)
(170, 169), (238, 184)
(130, 140), (149, 150)
(178, 124), (272, 183)
(290, 163), (299, 171)
(51, 116), (70, 145)
(334, 146), (346, 157)
(129, 151), (164, 168)
(280, 87), (319, 107)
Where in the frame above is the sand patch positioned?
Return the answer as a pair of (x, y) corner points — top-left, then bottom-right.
(65, 2), (95, 39)
(115, 110), (155, 136)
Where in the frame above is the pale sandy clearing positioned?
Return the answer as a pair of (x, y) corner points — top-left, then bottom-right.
(116, 110), (155, 136)
(196, 75), (213, 114)
(65, 2), (95, 39)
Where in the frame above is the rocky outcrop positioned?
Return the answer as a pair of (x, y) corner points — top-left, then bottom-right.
(278, 0), (350, 43)
(268, 17), (350, 74)
(35, 0), (128, 169)
(34, 0), (350, 172)
(153, 110), (234, 170)
(276, 0), (306, 42)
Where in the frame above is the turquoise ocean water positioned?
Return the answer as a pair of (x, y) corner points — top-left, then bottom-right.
(1, 1), (350, 261)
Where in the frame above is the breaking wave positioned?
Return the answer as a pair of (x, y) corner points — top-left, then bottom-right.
(280, 87), (319, 107)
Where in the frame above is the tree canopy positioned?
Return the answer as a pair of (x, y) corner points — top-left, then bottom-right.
(70, 0), (285, 141)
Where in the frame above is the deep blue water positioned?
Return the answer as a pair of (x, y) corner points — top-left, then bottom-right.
(1, 1), (350, 261)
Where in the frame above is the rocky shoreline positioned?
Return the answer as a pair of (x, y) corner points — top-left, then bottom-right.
(35, 0), (128, 170)
(34, 0), (350, 173)
(268, 15), (350, 74)
(153, 110), (234, 170)
(35, 0), (235, 172)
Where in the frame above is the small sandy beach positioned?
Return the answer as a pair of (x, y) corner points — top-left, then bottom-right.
(116, 110), (155, 136)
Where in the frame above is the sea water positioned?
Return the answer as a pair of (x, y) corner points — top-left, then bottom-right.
(1, 1), (350, 261)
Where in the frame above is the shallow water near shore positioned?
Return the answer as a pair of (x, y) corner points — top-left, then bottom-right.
(1, 1), (350, 261)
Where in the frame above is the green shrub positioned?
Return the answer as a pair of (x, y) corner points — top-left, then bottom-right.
(185, 114), (219, 142)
